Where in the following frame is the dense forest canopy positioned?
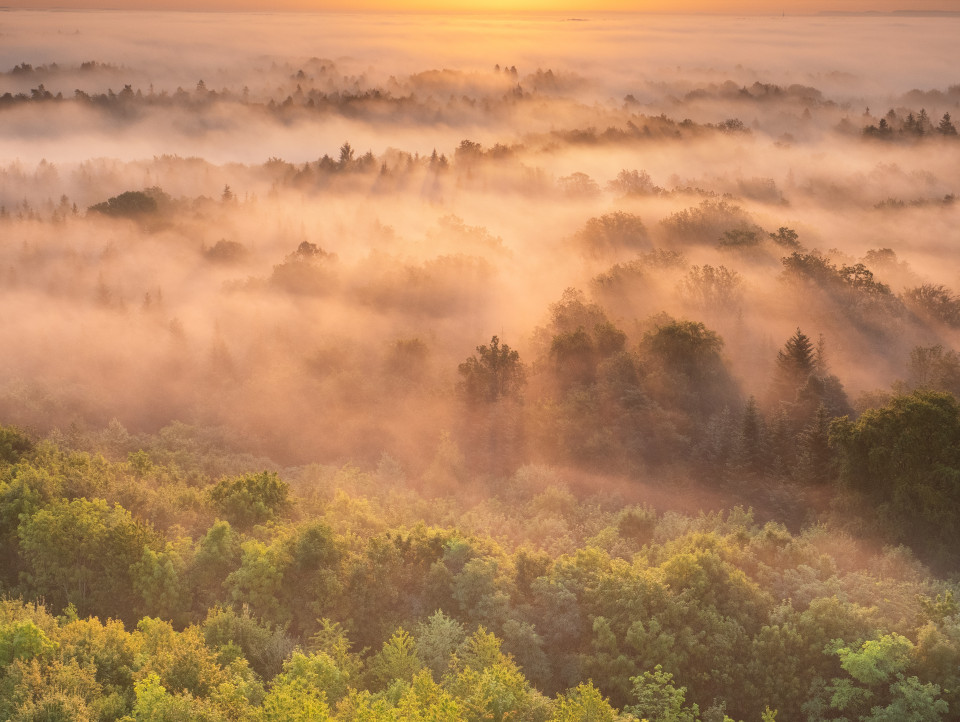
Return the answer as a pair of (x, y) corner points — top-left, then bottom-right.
(2, 9), (960, 721)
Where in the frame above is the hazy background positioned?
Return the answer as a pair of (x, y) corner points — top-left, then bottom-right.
(1, 10), (959, 475)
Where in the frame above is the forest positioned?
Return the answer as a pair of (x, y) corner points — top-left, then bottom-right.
(2, 9), (960, 721)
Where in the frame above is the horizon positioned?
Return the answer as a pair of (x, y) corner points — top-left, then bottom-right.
(2, 2), (960, 14)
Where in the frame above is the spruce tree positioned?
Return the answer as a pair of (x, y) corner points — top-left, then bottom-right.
(938, 112), (958, 136)
(772, 328), (815, 402)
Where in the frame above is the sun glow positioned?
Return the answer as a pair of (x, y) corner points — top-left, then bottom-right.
(3, 0), (946, 13)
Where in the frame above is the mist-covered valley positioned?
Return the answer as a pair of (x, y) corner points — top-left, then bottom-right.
(3, 10), (960, 721)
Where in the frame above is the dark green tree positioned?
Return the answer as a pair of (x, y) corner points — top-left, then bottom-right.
(640, 318), (739, 417)
(773, 328), (815, 397)
(727, 396), (768, 481)
(770, 328), (850, 423)
(17, 498), (156, 620)
(830, 390), (960, 569)
(0, 426), (33, 465)
(87, 187), (169, 218)
(794, 403), (833, 485)
(938, 112), (957, 136)
(457, 336), (525, 404)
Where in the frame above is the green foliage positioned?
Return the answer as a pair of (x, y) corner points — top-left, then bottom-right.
(190, 520), (241, 611)
(262, 679), (330, 721)
(551, 681), (622, 721)
(202, 606), (295, 680)
(224, 539), (289, 625)
(2, 424), (960, 720)
(818, 635), (949, 721)
(208, 471), (289, 529)
(835, 633), (913, 686)
(127, 671), (215, 721)
(309, 619), (364, 682)
(830, 390), (960, 568)
(626, 664), (700, 722)
(57, 614), (139, 704)
(262, 650), (350, 718)
(132, 543), (190, 624)
(641, 318), (738, 416)
(414, 611), (466, 679)
(17, 497), (156, 620)
(0, 620), (58, 667)
(366, 629), (423, 690)
(0, 426), (33, 465)
(445, 632), (550, 722)
(396, 670), (462, 721)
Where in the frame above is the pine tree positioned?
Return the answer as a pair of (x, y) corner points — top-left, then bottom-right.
(938, 112), (958, 136)
(814, 333), (828, 375)
(697, 407), (736, 472)
(795, 403), (833, 484)
(904, 112), (917, 135)
(727, 397), (767, 481)
(766, 405), (795, 478)
(772, 328), (815, 402)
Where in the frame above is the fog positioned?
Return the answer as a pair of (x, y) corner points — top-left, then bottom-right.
(2, 10), (960, 503)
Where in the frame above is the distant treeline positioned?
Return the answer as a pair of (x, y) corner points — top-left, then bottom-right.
(5, 60), (960, 146)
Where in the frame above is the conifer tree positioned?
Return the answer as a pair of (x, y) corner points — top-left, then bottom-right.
(772, 328), (815, 402)
(938, 112), (958, 136)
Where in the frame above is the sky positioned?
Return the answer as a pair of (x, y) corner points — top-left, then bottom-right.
(2, 0), (959, 13)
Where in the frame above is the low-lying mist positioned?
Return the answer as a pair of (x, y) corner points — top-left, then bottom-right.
(2, 9), (960, 510)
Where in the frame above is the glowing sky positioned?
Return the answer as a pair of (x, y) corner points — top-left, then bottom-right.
(2, 0), (958, 12)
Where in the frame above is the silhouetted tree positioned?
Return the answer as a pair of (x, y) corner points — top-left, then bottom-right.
(727, 396), (767, 481)
(938, 112), (958, 136)
(769, 227), (801, 249)
(794, 403), (833, 484)
(772, 328), (815, 400)
(770, 328), (851, 424)
(641, 318), (739, 417)
(457, 336), (525, 405)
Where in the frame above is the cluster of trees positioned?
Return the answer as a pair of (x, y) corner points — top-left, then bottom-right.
(11, 58), (932, 152)
(11, 174), (960, 520)
(0, 61), (749, 147)
(863, 108), (958, 139)
(2, 417), (960, 720)
(682, 79), (827, 107)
